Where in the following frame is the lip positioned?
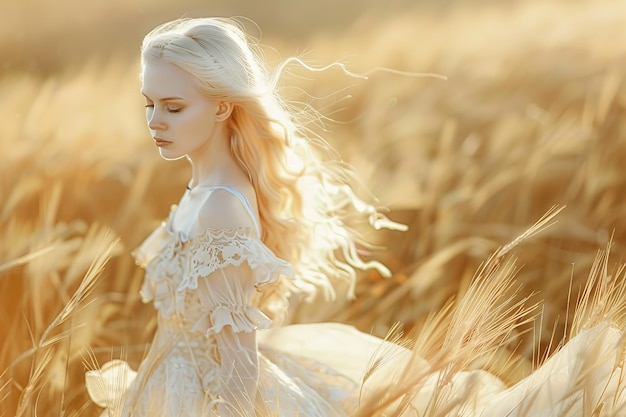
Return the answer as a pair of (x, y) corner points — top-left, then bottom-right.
(154, 138), (172, 147)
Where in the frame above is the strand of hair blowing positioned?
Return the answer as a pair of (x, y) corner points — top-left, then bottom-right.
(142, 18), (406, 314)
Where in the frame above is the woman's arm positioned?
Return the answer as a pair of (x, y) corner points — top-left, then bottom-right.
(216, 327), (259, 416)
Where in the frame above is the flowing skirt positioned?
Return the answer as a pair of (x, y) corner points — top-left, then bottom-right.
(86, 321), (626, 416)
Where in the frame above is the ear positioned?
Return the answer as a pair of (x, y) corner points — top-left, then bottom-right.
(215, 101), (233, 122)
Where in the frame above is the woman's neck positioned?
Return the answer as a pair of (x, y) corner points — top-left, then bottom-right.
(186, 131), (247, 189)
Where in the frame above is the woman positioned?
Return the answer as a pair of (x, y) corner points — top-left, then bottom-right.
(86, 17), (406, 416)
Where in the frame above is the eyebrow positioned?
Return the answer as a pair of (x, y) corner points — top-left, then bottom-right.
(141, 92), (185, 101)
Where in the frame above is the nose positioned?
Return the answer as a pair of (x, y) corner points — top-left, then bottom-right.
(147, 109), (166, 131)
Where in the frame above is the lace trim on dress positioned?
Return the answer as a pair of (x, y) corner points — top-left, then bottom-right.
(137, 226), (294, 324)
(185, 228), (291, 291)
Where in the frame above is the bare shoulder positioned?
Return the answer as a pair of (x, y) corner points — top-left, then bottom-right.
(197, 185), (259, 231)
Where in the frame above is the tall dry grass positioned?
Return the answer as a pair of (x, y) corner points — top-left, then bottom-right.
(2, 0), (626, 415)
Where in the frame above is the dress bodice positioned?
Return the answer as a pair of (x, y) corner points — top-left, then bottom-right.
(133, 206), (294, 336)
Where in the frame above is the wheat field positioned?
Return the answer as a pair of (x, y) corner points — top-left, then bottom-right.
(2, 0), (626, 415)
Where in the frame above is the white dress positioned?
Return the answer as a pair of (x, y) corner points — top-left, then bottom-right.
(86, 186), (367, 416)
(86, 186), (626, 416)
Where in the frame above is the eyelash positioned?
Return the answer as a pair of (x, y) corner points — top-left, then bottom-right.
(144, 104), (182, 113)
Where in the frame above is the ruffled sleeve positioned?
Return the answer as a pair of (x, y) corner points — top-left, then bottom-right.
(186, 228), (294, 336)
(189, 262), (274, 337)
(208, 304), (271, 333)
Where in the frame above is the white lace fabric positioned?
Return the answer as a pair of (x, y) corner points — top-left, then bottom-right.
(139, 226), (292, 335)
(86, 215), (356, 417)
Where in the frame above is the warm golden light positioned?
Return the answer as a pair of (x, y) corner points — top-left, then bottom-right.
(2, 0), (626, 415)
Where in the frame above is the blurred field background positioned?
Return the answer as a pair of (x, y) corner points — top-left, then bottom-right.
(2, 0), (626, 415)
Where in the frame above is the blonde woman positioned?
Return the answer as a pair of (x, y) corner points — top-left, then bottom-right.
(86, 17), (406, 417)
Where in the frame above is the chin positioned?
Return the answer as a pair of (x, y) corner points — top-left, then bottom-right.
(158, 149), (186, 161)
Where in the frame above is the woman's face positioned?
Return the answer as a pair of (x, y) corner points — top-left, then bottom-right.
(141, 60), (220, 160)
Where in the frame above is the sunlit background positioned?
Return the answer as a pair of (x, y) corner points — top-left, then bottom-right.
(2, 0), (626, 415)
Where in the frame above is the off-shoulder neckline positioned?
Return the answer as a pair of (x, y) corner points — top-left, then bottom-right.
(177, 185), (261, 238)
(164, 207), (258, 244)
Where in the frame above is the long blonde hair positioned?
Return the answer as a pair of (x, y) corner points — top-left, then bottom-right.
(141, 18), (405, 305)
